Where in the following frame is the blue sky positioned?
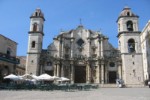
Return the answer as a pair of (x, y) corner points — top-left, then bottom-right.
(0, 0), (150, 56)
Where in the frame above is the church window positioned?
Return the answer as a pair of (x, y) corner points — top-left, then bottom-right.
(33, 23), (38, 31)
(126, 21), (133, 31)
(128, 39), (135, 53)
(133, 62), (134, 65)
(133, 69), (136, 76)
(31, 41), (36, 48)
(77, 38), (84, 46)
(127, 12), (130, 16)
(47, 62), (52, 66)
(109, 62), (115, 67)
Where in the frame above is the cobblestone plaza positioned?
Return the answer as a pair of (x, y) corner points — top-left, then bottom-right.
(0, 88), (150, 100)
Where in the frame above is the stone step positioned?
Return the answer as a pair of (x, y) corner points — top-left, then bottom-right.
(99, 84), (117, 88)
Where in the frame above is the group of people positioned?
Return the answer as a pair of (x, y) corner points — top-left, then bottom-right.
(116, 79), (124, 88)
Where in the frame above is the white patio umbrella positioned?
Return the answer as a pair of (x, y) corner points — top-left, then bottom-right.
(32, 75), (39, 80)
(21, 74), (38, 80)
(37, 73), (54, 81)
(57, 77), (70, 82)
(4, 74), (21, 81)
(52, 76), (60, 80)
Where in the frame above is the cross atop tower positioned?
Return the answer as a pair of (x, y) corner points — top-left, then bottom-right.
(79, 18), (82, 25)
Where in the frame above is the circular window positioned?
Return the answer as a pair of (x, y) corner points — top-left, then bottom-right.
(109, 62), (115, 67)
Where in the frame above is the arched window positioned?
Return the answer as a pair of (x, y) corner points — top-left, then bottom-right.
(7, 48), (11, 56)
(128, 39), (135, 53)
(31, 41), (35, 48)
(33, 23), (37, 32)
(127, 12), (130, 16)
(126, 21), (133, 31)
(35, 12), (38, 16)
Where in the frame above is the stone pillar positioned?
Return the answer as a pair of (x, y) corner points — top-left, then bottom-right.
(101, 61), (104, 84)
(87, 39), (90, 57)
(95, 64), (100, 83)
(98, 39), (100, 57)
(100, 38), (104, 57)
(105, 66), (108, 83)
(100, 37), (104, 84)
(57, 64), (60, 77)
(70, 39), (74, 58)
(118, 62), (122, 79)
(54, 64), (57, 76)
(86, 63), (90, 83)
(61, 64), (64, 77)
(61, 38), (64, 58)
(70, 64), (74, 84)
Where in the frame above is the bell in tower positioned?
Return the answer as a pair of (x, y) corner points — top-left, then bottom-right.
(127, 21), (133, 31)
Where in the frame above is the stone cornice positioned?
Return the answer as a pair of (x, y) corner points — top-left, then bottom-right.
(116, 16), (139, 22)
(120, 53), (142, 55)
(117, 31), (141, 37)
(27, 52), (41, 54)
(30, 16), (45, 21)
(28, 31), (44, 36)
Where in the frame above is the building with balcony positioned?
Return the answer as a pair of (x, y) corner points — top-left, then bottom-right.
(0, 34), (19, 82)
(16, 56), (26, 75)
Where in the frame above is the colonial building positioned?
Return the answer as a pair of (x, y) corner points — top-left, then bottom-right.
(140, 20), (150, 81)
(0, 34), (19, 82)
(26, 7), (149, 86)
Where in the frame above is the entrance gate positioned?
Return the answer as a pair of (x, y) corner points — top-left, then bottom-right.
(75, 66), (86, 83)
(109, 71), (117, 83)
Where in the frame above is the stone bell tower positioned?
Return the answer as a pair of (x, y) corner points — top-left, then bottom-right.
(117, 7), (144, 86)
(26, 8), (45, 75)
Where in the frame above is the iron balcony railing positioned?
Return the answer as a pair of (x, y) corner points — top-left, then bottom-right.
(0, 52), (20, 64)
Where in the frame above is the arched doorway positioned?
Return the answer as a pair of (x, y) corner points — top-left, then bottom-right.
(75, 66), (86, 83)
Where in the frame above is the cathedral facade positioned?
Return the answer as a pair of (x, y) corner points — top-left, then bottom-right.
(26, 7), (150, 87)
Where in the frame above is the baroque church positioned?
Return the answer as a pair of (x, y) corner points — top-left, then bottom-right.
(26, 7), (150, 87)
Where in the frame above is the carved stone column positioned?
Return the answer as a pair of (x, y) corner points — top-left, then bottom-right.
(95, 63), (100, 83)
(61, 38), (64, 58)
(54, 64), (57, 76)
(87, 39), (91, 57)
(70, 39), (74, 58)
(118, 61), (122, 79)
(57, 64), (60, 77)
(101, 60), (104, 84)
(86, 63), (90, 83)
(61, 64), (64, 77)
(105, 66), (108, 83)
(98, 39), (100, 57)
(70, 62), (74, 83)
(100, 38), (104, 57)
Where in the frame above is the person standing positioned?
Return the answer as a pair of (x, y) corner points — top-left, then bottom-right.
(148, 80), (150, 88)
